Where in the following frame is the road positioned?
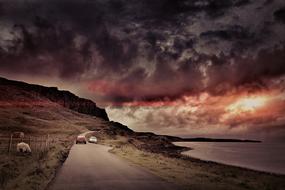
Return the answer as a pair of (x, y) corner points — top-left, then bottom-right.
(48, 141), (181, 190)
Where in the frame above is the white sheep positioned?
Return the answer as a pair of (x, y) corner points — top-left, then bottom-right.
(17, 142), (32, 153)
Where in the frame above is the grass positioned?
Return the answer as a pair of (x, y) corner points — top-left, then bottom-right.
(0, 135), (74, 190)
(109, 142), (285, 190)
(0, 105), (108, 190)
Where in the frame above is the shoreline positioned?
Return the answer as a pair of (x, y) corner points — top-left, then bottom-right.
(173, 142), (285, 176)
(181, 151), (285, 176)
(175, 138), (261, 143)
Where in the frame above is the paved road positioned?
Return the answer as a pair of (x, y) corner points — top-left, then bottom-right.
(48, 142), (180, 190)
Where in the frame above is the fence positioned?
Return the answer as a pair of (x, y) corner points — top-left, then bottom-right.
(0, 134), (56, 155)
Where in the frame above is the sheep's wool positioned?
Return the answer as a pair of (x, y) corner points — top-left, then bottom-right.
(17, 142), (31, 153)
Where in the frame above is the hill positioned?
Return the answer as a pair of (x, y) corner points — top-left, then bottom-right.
(0, 77), (108, 121)
(0, 77), (112, 136)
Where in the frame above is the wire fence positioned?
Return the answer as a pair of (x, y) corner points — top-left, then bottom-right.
(0, 134), (67, 155)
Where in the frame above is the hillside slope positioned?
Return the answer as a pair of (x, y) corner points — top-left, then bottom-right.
(0, 77), (108, 121)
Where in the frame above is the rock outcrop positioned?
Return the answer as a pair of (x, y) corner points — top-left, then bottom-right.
(0, 77), (109, 121)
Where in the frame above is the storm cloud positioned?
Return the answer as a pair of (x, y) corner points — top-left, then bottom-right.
(1, 0), (284, 104)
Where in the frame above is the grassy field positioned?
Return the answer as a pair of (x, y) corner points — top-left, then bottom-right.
(0, 135), (73, 190)
(108, 140), (285, 190)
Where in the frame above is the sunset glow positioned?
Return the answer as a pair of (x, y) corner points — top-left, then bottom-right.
(226, 96), (268, 114)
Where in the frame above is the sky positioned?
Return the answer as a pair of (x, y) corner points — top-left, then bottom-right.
(0, 0), (285, 141)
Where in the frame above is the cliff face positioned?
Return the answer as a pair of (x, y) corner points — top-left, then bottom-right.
(0, 77), (109, 121)
(38, 89), (109, 121)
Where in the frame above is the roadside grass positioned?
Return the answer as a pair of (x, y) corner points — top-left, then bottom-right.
(0, 106), (108, 190)
(109, 143), (285, 190)
(0, 135), (74, 190)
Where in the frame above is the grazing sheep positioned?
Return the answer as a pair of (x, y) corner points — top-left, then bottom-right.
(17, 142), (31, 153)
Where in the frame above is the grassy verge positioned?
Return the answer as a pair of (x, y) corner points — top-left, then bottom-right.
(0, 105), (108, 190)
(0, 134), (75, 190)
(109, 143), (285, 190)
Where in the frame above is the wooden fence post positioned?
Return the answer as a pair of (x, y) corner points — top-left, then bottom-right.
(41, 136), (43, 151)
(8, 134), (13, 155)
(28, 136), (31, 152)
(34, 137), (37, 152)
(45, 134), (49, 151)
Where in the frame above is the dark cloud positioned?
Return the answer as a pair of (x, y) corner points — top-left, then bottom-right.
(264, 0), (275, 5)
(0, 2), (3, 16)
(139, 0), (252, 19)
(200, 25), (253, 41)
(204, 47), (285, 95)
(274, 7), (285, 23)
(0, 17), (87, 79)
(0, 0), (284, 103)
(0, 0), (139, 79)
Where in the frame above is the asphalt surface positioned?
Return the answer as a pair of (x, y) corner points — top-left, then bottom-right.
(48, 142), (180, 190)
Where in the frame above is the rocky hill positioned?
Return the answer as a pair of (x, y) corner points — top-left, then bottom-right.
(0, 77), (109, 121)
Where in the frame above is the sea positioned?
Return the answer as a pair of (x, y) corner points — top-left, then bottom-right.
(174, 142), (285, 175)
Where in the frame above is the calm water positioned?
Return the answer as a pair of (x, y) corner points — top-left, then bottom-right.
(174, 142), (285, 174)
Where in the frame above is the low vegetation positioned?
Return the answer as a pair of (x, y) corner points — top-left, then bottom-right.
(107, 137), (285, 190)
(0, 135), (73, 190)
